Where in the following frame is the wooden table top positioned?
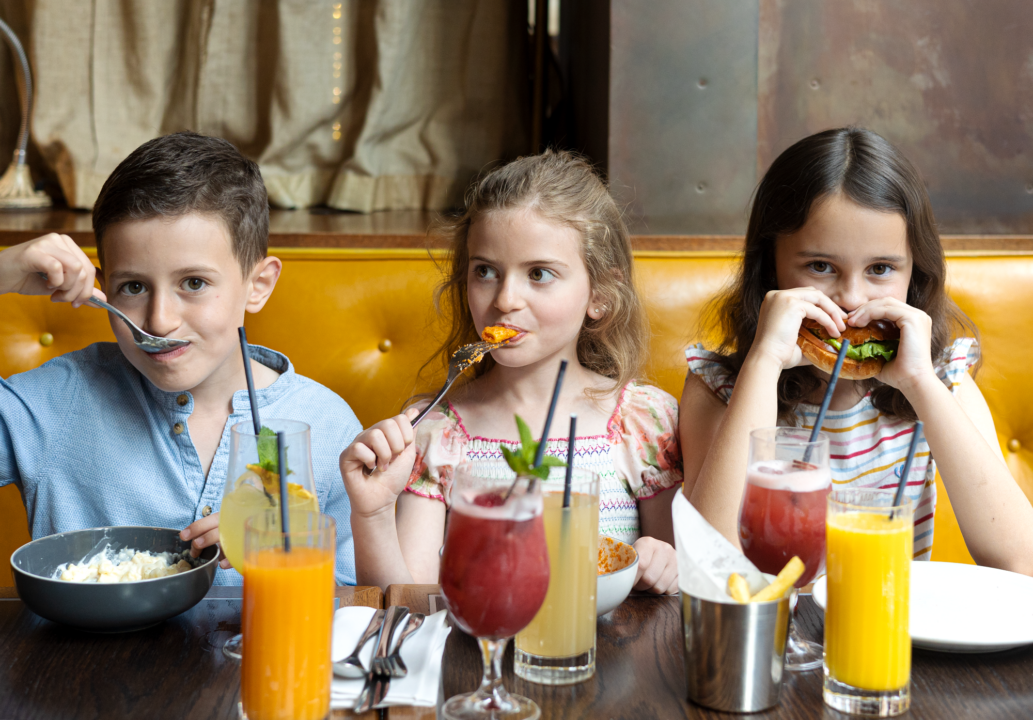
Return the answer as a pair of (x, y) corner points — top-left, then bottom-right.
(3, 583), (1032, 719)
(384, 584), (1033, 720)
(0, 585), (381, 720)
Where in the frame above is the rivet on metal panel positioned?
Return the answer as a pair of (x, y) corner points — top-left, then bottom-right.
(810, 78), (820, 90)
(697, 78), (708, 88)
(696, 182), (708, 194)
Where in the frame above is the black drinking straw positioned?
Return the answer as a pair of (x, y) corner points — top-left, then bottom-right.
(563, 414), (577, 508)
(804, 338), (851, 463)
(277, 431), (291, 552)
(239, 327), (274, 503)
(890, 421), (924, 519)
(534, 360), (568, 468)
(239, 327), (262, 435)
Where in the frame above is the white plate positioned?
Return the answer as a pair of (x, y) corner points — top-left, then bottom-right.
(811, 562), (1033, 653)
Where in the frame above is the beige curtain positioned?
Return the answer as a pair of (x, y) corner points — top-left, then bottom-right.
(0, 0), (529, 211)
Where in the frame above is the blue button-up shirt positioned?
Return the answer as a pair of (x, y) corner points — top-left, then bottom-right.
(0, 343), (362, 585)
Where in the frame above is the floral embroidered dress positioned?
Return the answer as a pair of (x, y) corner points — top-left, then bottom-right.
(405, 382), (683, 544)
(685, 338), (980, 561)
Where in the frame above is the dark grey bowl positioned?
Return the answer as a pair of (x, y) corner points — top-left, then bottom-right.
(11, 526), (218, 633)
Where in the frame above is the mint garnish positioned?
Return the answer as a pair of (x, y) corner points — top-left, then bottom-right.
(500, 415), (566, 480)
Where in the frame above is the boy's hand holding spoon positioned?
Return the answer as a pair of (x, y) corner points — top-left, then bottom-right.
(0, 233), (107, 306)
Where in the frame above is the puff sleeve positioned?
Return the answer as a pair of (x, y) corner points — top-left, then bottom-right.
(610, 383), (684, 499)
(936, 338), (979, 396)
(403, 403), (467, 507)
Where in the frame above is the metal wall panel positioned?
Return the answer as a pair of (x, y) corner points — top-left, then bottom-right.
(758, 0), (1033, 233)
(608, 0), (760, 234)
(600, 0), (1033, 234)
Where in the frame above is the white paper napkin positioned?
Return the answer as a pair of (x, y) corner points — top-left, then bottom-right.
(330, 606), (451, 710)
(673, 491), (769, 603)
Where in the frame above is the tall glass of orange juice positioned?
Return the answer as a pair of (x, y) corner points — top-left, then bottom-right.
(824, 489), (912, 717)
(241, 510), (335, 720)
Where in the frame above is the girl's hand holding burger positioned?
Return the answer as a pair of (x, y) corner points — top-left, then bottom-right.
(750, 287), (847, 371)
(846, 298), (936, 393)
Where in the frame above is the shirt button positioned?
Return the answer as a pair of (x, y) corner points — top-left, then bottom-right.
(201, 505), (212, 517)
(173, 422), (184, 435)
(177, 394), (189, 406)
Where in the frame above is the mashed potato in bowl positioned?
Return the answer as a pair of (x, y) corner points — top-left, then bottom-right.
(55, 548), (193, 583)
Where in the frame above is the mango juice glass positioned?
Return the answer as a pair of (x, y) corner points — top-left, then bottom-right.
(824, 489), (912, 717)
(514, 468), (600, 685)
(240, 510), (335, 720)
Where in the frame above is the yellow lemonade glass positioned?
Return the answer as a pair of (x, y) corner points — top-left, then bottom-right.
(824, 489), (912, 717)
(220, 420), (320, 660)
(515, 467), (600, 685)
(241, 510), (335, 720)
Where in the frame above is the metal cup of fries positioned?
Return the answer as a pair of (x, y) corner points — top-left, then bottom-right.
(673, 493), (802, 713)
(681, 559), (801, 713)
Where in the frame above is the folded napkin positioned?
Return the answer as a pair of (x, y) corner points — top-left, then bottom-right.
(673, 491), (769, 603)
(330, 606), (451, 710)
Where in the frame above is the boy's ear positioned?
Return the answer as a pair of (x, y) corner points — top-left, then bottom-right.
(245, 256), (282, 313)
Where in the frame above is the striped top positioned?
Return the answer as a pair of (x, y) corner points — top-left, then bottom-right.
(685, 338), (979, 561)
(403, 381), (684, 544)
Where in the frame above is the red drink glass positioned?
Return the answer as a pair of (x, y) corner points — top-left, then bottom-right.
(739, 428), (831, 671)
(740, 461), (830, 587)
(440, 462), (550, 720)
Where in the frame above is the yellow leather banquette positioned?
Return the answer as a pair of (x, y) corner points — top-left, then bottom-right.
(2, 247), (1030, 585)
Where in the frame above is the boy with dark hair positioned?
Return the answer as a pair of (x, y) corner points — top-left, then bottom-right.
(0, 132), (362, 584)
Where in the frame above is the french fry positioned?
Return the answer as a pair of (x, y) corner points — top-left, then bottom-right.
(727, 573), (751, 603)
(749, 556), (805, 603)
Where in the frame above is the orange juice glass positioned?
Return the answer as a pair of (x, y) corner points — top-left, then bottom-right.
(241, 510), (335, 720)
(824, 489), (912, 717)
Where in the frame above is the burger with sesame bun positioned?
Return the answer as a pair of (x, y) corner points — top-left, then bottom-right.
(797, 318), (901, 380)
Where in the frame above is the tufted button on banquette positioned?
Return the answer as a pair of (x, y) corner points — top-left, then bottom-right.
(177, 394), (189, 406)
(378, 339), (392, 353)
(1008, 438), (1021, 453)
(39, 332), (54, 347)
(201, 505), (212, 517)
(173, 422), (184, 435)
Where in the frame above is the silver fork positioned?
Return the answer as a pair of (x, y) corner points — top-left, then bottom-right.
(381, 612), (425, 678)
(36, 272), (190, 354)
(362, 338), (511, 476)
(354, 605), (409, 712)
(410, 339), (509, 426)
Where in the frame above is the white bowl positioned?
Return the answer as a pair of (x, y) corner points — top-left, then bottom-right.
(596, 537), (638, 617)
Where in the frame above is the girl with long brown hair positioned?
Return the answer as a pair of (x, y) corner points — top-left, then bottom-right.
(342, 150), (683, 591)
(680, 127), (1033, 575)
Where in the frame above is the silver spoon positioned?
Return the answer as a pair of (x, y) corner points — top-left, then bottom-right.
(333, 608), (386, 679)
(37, 272), (190, 354)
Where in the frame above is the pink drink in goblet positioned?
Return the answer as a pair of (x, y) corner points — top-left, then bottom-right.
(439, 463), (550, 720)
(440, 488), (550, 638)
